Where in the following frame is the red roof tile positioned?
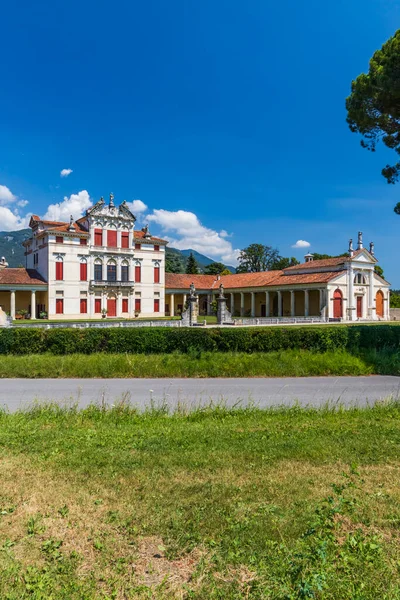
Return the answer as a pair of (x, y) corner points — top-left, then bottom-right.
(284, 256), (348, 270)
(134, 231), (167, 243)
(0, 269), (47, 286)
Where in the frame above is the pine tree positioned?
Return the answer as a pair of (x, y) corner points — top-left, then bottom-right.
(186, 252), (199, 274)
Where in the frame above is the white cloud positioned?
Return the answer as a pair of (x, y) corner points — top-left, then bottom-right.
(292, 239), (311, 249)
(17, 199), (29, 208)
(147, 208), (240, 265)
(60, 168), (73, 178)
(127, 199), (148, 214)
(43, 190), (91, 222)
(0, 206), (31, 231)
(0, 185), (17, 206)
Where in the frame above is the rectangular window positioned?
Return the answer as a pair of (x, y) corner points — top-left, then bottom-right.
(95, 298), (102, 313)
(94, 263), (102, 281)
(154, 245), (160, 251)
(107, 264), (117, 282)
(154, 266), (160, 284)
(56, 236), (63, 244)
(56, 298), (64, 314)
(80, 298), (87, 314)
(80, 238), (87, 246)
(135, 298), (141, 313)
(154, 299), (160, 313)
(94, 228), (103, 246)
(107, 229), (117, 248)
(122, 298), (128, 313)
(55, 261), (63, 281)
(135, 243), (141, 250)
(121, 265), (129, 281)
(135, 265), (141, 282)
(80, 262), (87, 281)
(121, 232), (129, 248)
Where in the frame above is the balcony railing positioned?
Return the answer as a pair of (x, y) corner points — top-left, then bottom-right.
(90, 280), (133, 287)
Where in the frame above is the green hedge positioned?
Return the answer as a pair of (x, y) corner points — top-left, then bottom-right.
(0, 325), (400, 355)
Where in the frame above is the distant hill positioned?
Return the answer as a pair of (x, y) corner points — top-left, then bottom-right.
(0, 229), (31, 267)
(0, 229), (236, 274)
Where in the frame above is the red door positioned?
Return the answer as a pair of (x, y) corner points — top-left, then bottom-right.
(357, 296), (362, 318)
(376, 291), (384, 318)
(107, 298), (116, 317)
(333, 290), (342, 318)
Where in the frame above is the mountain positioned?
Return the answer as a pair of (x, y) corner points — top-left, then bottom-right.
(0, 229), (236, 274)
(0, 229), (31, 267)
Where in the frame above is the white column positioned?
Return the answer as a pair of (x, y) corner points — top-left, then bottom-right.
(117, 229), (121, 249)
(129, 291), (134, 317)
(304, 289), (309, 317)
(116, 257), (121, 282)
(117, 292), (122, 317)
(240, 292), (245, 316)
(319, 289), (324, 311)
(251, 292), (256, 317)
(347, 264), (354, 320)
(183, 294), (187, 308)
(277, 291), (282, 317)
(265, 291), (270, 317)
(290, 290), (295, 317)
(89, 292), (94, 317)
(10, 290), (16, 319)
(230, 293), (234, 314)
(31, 290), (36, 320)
(102, 228), (107, 248)
(170, 293), (175, 317)
(369, 269), (375, 319)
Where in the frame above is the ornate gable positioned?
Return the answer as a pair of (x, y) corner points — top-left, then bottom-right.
(86, 194), (136, 224)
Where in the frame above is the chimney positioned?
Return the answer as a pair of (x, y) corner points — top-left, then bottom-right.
(357, 231), (363, 250)
(68, 215), (75, 231)
(349, 238), (354, 257)
(0, 256), (8, 269)
(369, 241), (375, 256)
(304, 253), (314, 263)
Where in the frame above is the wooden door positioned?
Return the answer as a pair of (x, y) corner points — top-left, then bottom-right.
(376, 290), (384, 318)
(107, 298), (116, 317)
(357, 296), (362, 318)
(261, 304), (266, 317)
(333, 290), (342, 318)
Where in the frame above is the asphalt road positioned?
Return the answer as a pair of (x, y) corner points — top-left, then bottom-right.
(0, 376), (399, 412)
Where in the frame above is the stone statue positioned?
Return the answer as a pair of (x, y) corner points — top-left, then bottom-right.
(219, 282), (225, 298)
(189, 282), (196, 298)
(348, 238), (353, 253)
(357, 231), (363, 249)
(0, 306), (7, 327)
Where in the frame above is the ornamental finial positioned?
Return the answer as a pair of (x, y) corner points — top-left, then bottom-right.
(109, 193), (115, 207)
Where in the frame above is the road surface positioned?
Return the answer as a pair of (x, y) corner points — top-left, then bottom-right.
(0, 376), (399, 412)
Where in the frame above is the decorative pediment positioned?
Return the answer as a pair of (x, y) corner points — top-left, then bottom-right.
(351, 249), (377, 265)
(86, 196), (136, 223)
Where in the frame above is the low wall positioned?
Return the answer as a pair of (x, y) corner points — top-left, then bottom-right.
(12, 320), (182, 329)
(390, 308), (400, 321)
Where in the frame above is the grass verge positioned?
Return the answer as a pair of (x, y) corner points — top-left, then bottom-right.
(1, 403), (400, 598)
(1, 349), (399, 377)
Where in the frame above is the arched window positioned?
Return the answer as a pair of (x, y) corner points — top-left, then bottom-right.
(376, 290), (384, 318)
(354, 273), (366, 285)
(94, 259), (103, 281)
(107, 225), (117, 248)
(107, 260), (117, 282)
(121, 229), (129, 249)
(55, 257), (63, 281)
(80, 258), (87, 281)
(333, 289), (343, 319)
(121, 260), (129, 282)
(94, 227), (103, 247)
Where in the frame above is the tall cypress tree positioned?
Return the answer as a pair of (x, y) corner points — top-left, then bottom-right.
(186, 252), (199, 274)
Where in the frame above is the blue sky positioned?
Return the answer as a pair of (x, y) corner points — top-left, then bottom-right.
(0, 0), (399, 284)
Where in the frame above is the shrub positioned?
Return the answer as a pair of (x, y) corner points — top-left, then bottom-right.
(0, 325), (399, 356)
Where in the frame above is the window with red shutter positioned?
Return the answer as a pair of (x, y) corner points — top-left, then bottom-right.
(121, 232), (129, 248)
(122, 298), (128, 313)
(154, 266), (160, 283)
(107, 229), (117, 248)
(154, 245), (160, 251)
(80, 262), (87, 281)
(95, 298), (102, 313)
(135, 265), (141, 282)
(56, 261), (63, 281)
(80, 237), (87, 246)
(80, 299), (87, 314)
(56, 299), (64, 314)
(154, 299), (160, 313)
(56, 236), (63, 244)
(94, 229), (103, 246)
(135, 243), (141, 250)
(135, 299), (141, 313)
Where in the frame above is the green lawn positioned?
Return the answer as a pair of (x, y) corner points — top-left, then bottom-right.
(0, 349), (399, 378)
(1, 403), (400, 598)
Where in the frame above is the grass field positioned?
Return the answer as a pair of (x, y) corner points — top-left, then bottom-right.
(0, 349), (399, 378)
(1, 403), (400, 598)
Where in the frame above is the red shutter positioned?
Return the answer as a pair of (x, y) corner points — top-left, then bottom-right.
(56, 299), (64, 314)
(154, 245), (160, 251)
(95, 298), (102, 313)
(154, 266), (160, 283)
(80, 238), (87, 246)
(94, 229), (103, 246)
(80, 299), (87, 314)
(154, 299), (160, 313)
(107, 298), (117, 317)
(56, 236), (63, 244)
(56, 262), (63, 280)
(80, 262), (87, 281)
(135, 299), (141, 313)
(122, 298), (128, 312)
(135, 265), (141, 282)
(121, 232), (129, 248)
(107, 230), (117, 248)
(135, 243), (141, 250)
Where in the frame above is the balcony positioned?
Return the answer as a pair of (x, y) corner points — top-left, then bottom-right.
(90, 280), (134, 288)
